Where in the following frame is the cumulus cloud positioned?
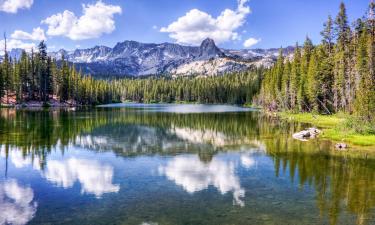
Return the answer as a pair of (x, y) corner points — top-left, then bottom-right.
(243, 37), (260, 48)
(160, 0), (250, 45)
(42, 1), (122, 40)
(0, 39), (36, 55)
(0, 0), (33, 13)
(44, 157), (120, 198)
(11, 27), (46, 41)
(0, 179), (37, 225)
(159, 155), (245, 206)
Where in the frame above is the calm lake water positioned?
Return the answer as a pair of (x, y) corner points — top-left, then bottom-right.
(0, 104), (374, 225)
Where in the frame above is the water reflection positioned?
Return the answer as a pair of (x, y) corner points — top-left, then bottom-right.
(99, 103), (252, 113)
(240, 154), (256, 169)
(159, 155), (245, 206)
(171, 127), (229, 147)
(0, 179), (37, 225)
(0, 147), (41, 170)
(0, 146), (119, 198)
(0, 106), (374, 224)
(44, 157), (120, 198)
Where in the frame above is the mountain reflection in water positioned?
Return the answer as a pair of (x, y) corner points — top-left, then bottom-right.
(0, 105), (373, 225)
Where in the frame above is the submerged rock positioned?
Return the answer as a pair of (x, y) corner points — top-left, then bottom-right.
(292, 128), (321, 141)
(335, 143), (348, 150)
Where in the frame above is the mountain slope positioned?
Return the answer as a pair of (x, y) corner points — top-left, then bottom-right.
(48, 39), (292, 77)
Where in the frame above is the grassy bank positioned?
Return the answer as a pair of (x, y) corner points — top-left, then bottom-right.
(279, 112), (375, 147)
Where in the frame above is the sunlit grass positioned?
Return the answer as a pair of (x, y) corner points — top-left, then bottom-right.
(279, 112), (345, 128)
(322, 129), (375, 146)
(279, 112), (375, 147)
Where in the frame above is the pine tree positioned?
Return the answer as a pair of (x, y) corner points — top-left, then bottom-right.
(2, 34), (10, 104)
(321, 15), (334, 54)
(38, 41), (51, 103)
(355, 1), (375, 122)
(306, 49), (319, 111)
(317, 45), (334, 113)
(298, 37), (314, 111)
(334, 2), (351, 112)
(281, 60), (291, 109)
(0, 63), (3, 101)
(19, 50), (29, 102)
(290, 43), (301, 110)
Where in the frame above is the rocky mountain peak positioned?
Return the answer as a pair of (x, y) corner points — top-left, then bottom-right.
(46, 39), (292, 77)
(198, 38), (225, 59)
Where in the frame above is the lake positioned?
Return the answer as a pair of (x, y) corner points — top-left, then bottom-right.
(0, 104), (374, 225)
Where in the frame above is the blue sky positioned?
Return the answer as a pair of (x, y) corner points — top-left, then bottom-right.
(0, 0), (370, 52)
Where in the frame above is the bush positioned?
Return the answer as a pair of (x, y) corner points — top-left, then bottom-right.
(341, 116), (375, 135)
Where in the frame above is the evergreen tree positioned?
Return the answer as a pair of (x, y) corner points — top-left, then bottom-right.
(298, 37), (314, 111)
(290, 43), (301, 110)
(0, 62), (3, 101)
(306, 49), (319, 111)
(334, 2), (351, 112)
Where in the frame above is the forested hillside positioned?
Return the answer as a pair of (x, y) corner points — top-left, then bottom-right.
(258, 2), (375, 123)
(0, 2), (374, 126)
(0, 41), (121, 105)
(0, 40), (262, 105)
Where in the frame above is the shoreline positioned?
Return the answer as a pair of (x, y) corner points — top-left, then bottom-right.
(2, 102), (374, 148)
(0, 101), (82, 109)
(277, 112), (375, 147)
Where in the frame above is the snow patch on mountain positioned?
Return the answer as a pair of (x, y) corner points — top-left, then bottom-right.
(171, 58), (254, 77)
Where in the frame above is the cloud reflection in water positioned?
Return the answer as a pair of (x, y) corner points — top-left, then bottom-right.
(0, 179), (37, 225)
(44, 158), (120, 197)
(159, 155), (246, 206)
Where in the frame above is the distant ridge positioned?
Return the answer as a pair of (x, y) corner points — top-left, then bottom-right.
(4, 39), (294, 77)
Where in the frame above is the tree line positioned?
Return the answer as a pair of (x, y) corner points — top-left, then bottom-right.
(0, 40), (121, 105)
(257, 2), (375, 123)
(113, 70), (262, 105)
(0, 38), (262, 106)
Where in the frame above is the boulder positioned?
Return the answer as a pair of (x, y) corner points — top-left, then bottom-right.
(292, 128), (321, 141)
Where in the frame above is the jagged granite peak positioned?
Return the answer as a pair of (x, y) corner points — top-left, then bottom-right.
(198, 38), (225, 59)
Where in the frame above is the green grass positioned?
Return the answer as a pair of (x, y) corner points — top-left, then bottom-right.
(321, 129), (375, 146)
(279, 112), (375, 147)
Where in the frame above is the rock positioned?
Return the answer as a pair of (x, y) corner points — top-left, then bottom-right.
(335, 143), (348, 150)
(307, 128), (321, 136)
(292, 128), (321, 141)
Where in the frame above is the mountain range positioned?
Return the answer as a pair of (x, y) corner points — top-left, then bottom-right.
(3, 38), (294, 77)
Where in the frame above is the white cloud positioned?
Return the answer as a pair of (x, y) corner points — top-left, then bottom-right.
(0, 0), (33, 13)
(0, 179), (37, 225)
(44, 157), (120, 198)
(11, 27), (46, 41)
(0, 147), (41, 169)
(240, 154), (255, 169)
(160, 0), (250, 45)
(0, 39), (36, 55)
(243, 37), (260, 48)
(0, 27), (45, 55)
(42, 1), (122, 40)
(171, 127), (227, 146)
(159, 155), (245, 206)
